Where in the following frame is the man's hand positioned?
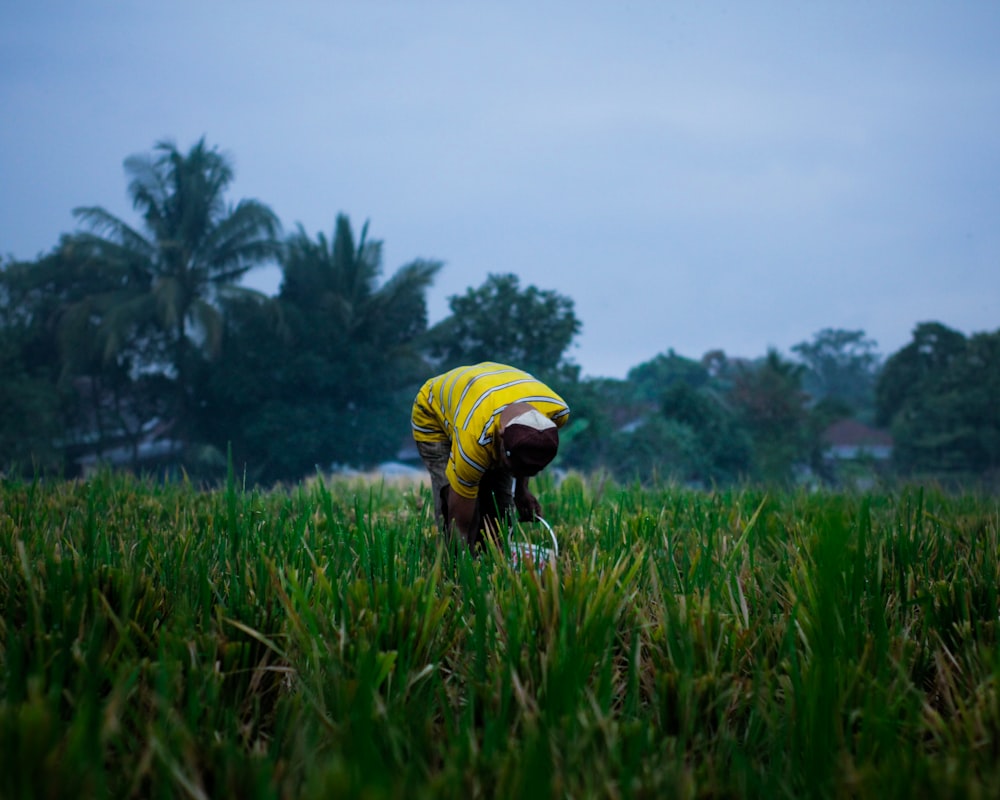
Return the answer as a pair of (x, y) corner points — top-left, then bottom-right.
(515, 491), (542, 522)
(513, 476), (541, 521)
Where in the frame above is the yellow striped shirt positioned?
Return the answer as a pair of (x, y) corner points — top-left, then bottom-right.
(411, 362), (570, 498)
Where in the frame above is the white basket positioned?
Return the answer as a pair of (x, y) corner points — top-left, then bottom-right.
(509, 515), (558, 573)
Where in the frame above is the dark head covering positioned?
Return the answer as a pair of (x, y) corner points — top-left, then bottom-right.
(503, 420), (559, 476)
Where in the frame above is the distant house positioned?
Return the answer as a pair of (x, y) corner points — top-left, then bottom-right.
(75, 417), (182, 477)
(822, 419), (894, 461)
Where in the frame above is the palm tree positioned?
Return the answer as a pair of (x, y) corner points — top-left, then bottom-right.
(70, 138), (282, 454)
(276, 214), (442, 467)
(281, 214), (440, 377)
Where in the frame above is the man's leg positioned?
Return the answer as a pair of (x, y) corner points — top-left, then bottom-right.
(415, 440), (451, 530)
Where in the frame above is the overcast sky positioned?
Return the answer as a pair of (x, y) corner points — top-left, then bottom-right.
(3, 1), (998, 379)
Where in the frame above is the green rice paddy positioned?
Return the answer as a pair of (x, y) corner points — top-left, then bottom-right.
(1, 470), (998, 798)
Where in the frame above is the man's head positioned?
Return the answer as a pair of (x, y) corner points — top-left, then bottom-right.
(502, 408), (559, 477)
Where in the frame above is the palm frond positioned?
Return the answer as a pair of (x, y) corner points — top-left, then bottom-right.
(72, 208), (156, 259)
(201, 199), (282, 281)
(363, 258), (442, 340)
(214, 283), (270, 303)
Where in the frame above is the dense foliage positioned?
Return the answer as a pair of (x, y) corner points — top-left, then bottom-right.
(876, 322), (1000, 480)
(196, 215), (442, 484)
(2, 473), (999, 798)
(1, 138), (998, 488)
(424, 272), (581, 379)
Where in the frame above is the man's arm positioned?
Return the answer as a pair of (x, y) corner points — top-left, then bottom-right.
(446, 488), (479, 548)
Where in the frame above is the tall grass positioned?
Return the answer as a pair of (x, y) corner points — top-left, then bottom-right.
(1, 470), (998, 798)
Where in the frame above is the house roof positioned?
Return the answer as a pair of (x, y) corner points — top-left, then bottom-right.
(822, 418), (894, 448)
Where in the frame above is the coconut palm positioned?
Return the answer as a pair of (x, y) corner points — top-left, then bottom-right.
(281, 214), (440, 379)
(70, 138), (282, 453)
(267, 214), (441, 471)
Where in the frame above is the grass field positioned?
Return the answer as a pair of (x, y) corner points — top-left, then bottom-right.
(1, 469), (998, 799)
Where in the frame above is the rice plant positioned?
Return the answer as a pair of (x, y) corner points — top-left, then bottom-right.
(1, 470), (998, 798)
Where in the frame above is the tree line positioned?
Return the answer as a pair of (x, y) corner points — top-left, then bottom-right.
(2, 138), (998, 488)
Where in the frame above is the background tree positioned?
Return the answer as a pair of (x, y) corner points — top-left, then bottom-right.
(197, 215), (441, 482)
(425, 272), (581, 380)
(659, 381), (752, 485)
(44, 238), (176, 470)
(955, 330), (1000, 476)
(555, 377), (634, 476)
(729, 349), (814, 484)
(876, 322), (999, 477)
(0, 243), (160, 474)
(0, 257), (64, 473)
(69, 138), (282, 459)
(876, 322), (966, 429)
(791, 328), (881, 421)
(627, 349), (710, 402)
(601, 416), (703, 486)
(588, 352), (750, 486)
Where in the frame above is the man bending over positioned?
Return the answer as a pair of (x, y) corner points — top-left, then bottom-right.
(411, 362), (570, 550)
